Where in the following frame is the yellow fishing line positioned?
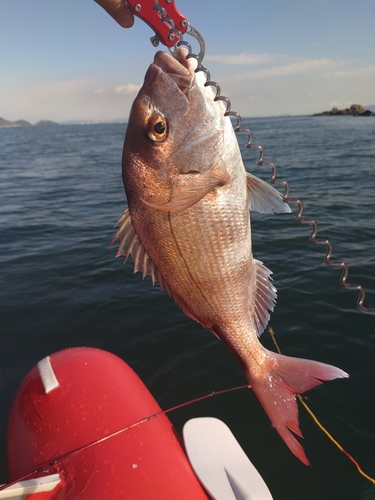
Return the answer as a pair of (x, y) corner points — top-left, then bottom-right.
(268, 327), (375, 485)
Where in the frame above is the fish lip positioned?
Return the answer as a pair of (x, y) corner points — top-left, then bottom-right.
(151, 49), (195, 92)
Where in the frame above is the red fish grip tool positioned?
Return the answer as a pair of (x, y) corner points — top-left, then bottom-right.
(127, 0), (188, 48)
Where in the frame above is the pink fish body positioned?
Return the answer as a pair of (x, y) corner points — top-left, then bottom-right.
(113, 49), (348, 464)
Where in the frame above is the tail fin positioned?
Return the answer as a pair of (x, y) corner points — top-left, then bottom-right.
(245, 350), (348, 465)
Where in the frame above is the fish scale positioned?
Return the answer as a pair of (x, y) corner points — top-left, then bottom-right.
(168, 202), (252, 324)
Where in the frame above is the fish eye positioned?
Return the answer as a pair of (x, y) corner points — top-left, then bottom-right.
(147, 115), (168, 142)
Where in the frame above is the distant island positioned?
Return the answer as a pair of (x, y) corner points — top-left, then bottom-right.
(0, 117), (60, 128)
(0, 117), (129, 127)
(313, 104), (374, 117)
(0, 117), (32, 127)
(34, 120), (61, 127)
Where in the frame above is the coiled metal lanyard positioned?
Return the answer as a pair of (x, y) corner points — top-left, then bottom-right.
(127, 0), (374, 316)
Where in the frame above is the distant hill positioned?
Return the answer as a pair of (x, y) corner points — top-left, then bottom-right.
(365, 104), (375, 113)
(61, 119), (127, 125)
(0, 117), (61, 128)
(34, 120), (60, 126)
(0, 117), (32, 127)
(1, 116), (129, 127)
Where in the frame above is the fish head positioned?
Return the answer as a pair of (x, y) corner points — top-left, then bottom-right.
(123, 48), (229, 210)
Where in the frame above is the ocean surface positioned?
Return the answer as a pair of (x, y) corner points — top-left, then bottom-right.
(0, 115), (374, 499)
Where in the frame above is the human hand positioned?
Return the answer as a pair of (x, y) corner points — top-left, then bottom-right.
(94, 0), (134, 28)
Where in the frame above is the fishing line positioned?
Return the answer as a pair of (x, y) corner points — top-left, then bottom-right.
(0, 384), (250, 492)
(268, 326), (375, 485)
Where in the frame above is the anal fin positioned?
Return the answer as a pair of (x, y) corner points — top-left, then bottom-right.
(253, 259), (277, 336)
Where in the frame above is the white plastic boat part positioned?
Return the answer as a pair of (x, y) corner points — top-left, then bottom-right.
(0, 474), (61, 500)
(37, 356), (60, 394)
(0, 360), (60, 499)
(183, 417), (273, 500)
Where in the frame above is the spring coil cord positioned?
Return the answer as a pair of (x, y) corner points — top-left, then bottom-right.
(178, 27), (374, 316)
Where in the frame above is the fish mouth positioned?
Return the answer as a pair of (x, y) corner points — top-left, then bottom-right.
(151, 48), (196, 92)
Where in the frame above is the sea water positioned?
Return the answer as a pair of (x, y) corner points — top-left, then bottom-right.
(0, 116), (374, 499)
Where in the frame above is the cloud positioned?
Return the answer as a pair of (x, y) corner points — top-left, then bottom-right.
(206, 53), (292, 66)
(220, 58), (340, 83)
(115, 83), (141, 95)
(208, 54), (375, 89)
(16, 78), (92, 102)
(329, 101), (341, 108)
(331, 65), (375, 77)
(0, 77), (138, 122)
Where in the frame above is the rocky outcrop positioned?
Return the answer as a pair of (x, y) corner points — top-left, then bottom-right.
(313, 104), (374, 116)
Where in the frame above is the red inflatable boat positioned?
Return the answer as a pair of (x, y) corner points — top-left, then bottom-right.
(1, 347), (273, 499)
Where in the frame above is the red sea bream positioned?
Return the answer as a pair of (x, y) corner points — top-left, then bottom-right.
(113, 48), (348, 464)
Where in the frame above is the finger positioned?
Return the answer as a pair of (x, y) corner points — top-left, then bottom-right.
(94, 0), (135, 28)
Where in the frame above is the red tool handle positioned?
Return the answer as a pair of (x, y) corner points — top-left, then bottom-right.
(127, 0), (188, 47)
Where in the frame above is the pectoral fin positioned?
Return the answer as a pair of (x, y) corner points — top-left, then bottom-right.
(110, 208), (171, 293)
(142, 165), (231, 213)
(246, 173), (291, 214)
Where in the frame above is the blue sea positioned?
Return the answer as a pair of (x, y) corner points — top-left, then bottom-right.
(0, 115), (374, 499)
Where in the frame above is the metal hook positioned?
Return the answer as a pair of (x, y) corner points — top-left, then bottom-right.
(184, 24), (205, 65)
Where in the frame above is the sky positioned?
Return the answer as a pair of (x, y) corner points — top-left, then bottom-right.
(1, 0), (375, 123)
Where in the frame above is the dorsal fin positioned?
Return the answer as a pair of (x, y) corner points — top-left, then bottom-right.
(253, 259), (277, 336)
(110, 208), (171, 293)
(246, 172), (291, 214)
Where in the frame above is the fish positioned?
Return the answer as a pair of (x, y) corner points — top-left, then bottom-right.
(112, 48), (348, 465)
